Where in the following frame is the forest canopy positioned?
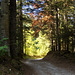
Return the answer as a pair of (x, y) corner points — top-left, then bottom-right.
(0, 0), (75, 59)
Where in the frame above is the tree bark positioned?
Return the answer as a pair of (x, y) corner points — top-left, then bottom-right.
(18, 0), (23, 57)
(9, 0), (18, 58)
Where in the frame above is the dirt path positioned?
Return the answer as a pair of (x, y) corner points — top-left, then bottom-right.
(1, 52), (75, 75)
(21, 58), (75, 75)
(0, 52), (75, 75)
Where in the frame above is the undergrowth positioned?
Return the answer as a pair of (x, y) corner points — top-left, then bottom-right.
(0, 38), (8, 62)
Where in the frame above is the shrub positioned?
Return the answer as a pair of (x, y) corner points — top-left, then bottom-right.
(0, 38), (8, 56)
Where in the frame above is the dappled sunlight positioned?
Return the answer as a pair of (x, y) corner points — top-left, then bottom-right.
(0, 0), (75, 75)
(23, 30), (51, 59)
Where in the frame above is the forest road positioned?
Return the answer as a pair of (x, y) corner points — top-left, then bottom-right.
(21, 59), (75, 75)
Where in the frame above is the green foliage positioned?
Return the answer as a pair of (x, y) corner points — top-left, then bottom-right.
(22, 0), (75, 55)
(23, 30), (51, 57)
(0, 38), (8, 44)
(0, 38), (8, 56)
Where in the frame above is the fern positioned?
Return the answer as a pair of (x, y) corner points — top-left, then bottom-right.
(0, 38), (8, 56)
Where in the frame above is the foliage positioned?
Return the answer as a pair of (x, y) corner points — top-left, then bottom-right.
(0, 38), (8, 56)
(22, 0), (75, 56)
(23, 30), (51, 57)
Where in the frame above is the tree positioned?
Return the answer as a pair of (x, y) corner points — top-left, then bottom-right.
(16, 0), (23, 58)
(9, 0), (18, 58)
(0, 0), (10, 55)
(42, 0), (75, 52)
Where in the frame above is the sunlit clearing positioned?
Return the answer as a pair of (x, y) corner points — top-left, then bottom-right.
(23, 30), (51, 59)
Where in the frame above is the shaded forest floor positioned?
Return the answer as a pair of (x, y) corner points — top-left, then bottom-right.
(43, 51), (75, 71)
(0, 51), (75, 75)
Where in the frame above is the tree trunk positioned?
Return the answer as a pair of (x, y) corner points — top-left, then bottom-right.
(72, 13), (75, 52)
(0, 0), (10, 56)
(18, 0), (23, 57)
(56, 7), (61, 51)
(9, 0), (18, 58)
(65, 12), (69, 51)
